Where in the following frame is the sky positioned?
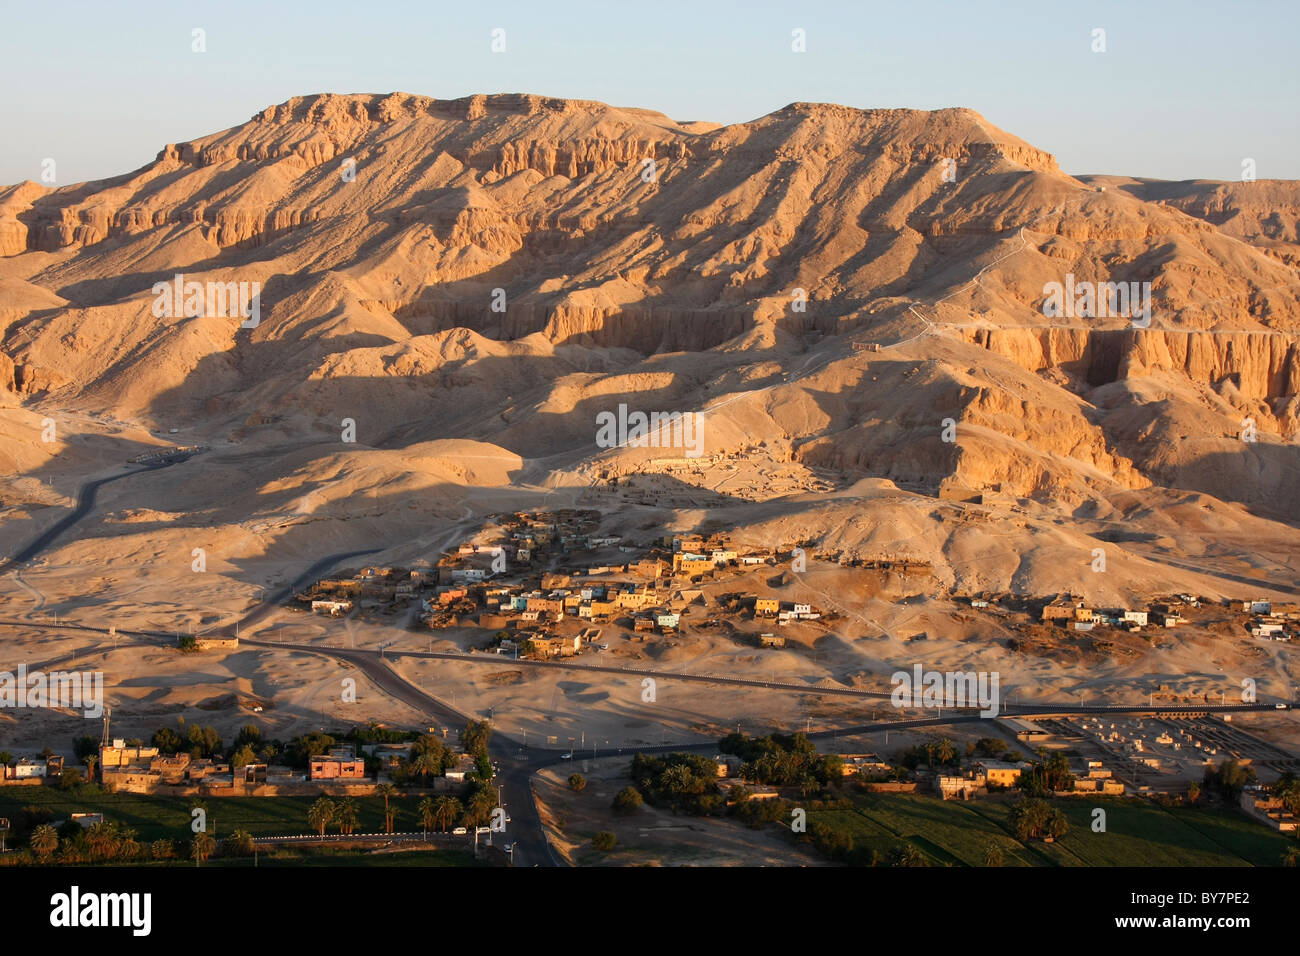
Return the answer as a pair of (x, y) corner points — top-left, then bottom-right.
(1, 0), (1297, 186)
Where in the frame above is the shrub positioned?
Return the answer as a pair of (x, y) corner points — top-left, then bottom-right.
(612, 786), (643, 813)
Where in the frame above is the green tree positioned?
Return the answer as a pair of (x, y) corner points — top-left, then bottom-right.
(1204, 758), (1256, 799)
(186, 724), (222, 758)
(410, 734), (445, 766)
(460, 719), (493, 758)
(84, 821), (123, 860)
(1018, 751), (1075, 796)
(983, 842), (1005, 867)
(287, 732), (336, 768)
(592, 831), (617, 851)
(190, 832), (215, 864)
(890, 842), (929, 867)
(411, 751), (441, 783)
(30, 824), (58, 860)
(432, 796), (460, 832)
(152, 727), (183, 753)
(336, 798), (360, 835)
(376, 783), (399, 834)
(418, 796), (437, 837)
(461, 783), (496, 827)
(307, 797), (336, 836)
(1009, 796), (1067, 842)
(225, 829), (254, 857)
(150, 839), (175, 860)
(568, 773), (587, 792)
(1273, 772), (1300, 815)
(1045, 808), (1069, 841)
(613, 786), (644, 813)
(231, 745), (258, 769)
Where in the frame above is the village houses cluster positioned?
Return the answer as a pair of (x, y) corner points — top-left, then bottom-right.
(1029, 594), (1298, 641)
(297, 510), (827, 658)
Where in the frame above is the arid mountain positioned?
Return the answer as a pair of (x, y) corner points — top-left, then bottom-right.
(2, 92), (1299, 602)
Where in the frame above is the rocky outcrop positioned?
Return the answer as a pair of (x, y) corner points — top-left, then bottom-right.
(962, 327), (1300, 402)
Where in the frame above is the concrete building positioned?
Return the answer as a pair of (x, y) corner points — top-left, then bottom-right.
(978, 760), (1029, 788)
(312, 599), (353, 615)
(310, 747), (366, 780)
(13, 757), (47, 779)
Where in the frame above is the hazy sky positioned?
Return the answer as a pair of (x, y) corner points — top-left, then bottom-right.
(2, 0), (1296, 185)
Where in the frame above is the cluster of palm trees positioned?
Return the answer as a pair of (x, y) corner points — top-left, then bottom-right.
(25, 819), (251, 865)
(416, 795), (463, 836)
(307, 796), (363, 835)
(305, 786), (495, 838)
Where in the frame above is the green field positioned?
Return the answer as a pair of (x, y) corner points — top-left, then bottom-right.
(811, 793), (1296, 867)
(0, 786), (440, 842)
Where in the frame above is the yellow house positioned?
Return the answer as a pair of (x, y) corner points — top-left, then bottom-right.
(614, 588), (658, 609)
(979, 761), (1026, 788)
(755, 598), (779, 616)
(673, 553), (713, 574)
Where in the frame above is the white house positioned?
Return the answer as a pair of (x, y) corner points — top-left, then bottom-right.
(312, 599), (353, 615)
(13, 757), (47, 779)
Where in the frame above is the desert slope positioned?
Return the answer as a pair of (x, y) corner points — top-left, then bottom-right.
(1, 91), (1298, 591)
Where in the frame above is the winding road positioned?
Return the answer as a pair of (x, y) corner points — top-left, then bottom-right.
(1, 461), (172, 572)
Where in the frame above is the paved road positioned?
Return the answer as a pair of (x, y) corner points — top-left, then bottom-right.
(0, 461), (172, 572)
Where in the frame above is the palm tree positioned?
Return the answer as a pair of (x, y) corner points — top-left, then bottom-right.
(376, 783), (398, 834)
(432, 796), (461, 832)
(1274, 772), (1300, 815)
(226, 829), (254, 856)
(83, 754), (98, 783)
(336, 798), (359, 835)
(418, 796), (437, 838)
(411, 752), (439, 783)
(307, 797), (336, 836)
(191, 832), (215, 864)
(30, 824), (58, 860)
(463, 787), (495, 828)
(891, 842), (927, 867)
